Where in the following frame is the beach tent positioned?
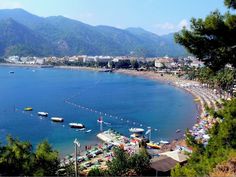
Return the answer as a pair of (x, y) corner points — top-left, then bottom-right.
(160, 150), (188, 163)
(150, 155), (178, 176)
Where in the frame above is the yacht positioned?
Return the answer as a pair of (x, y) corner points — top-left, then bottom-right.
(146, 142), (161, 149)
(24, 107), (33, 111)
(38, 112), (48, 117)
(69, 123), (85, 129)
(51, 117), (64, 122)
(159, 140), (170, 144)
(129, 128), (145, 133)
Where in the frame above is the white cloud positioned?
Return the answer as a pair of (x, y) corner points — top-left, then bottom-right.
(0, 1), (22, 9)
(154, 22), (175, 30)
(153, 19), (190, 35)
(178, 19), (189, 29)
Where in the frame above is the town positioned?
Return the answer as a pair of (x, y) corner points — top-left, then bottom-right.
(3, 55), (205, 73)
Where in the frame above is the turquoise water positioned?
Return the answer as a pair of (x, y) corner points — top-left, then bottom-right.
(0, 66), (198, 155)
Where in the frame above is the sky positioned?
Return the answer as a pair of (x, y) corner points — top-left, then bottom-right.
(0, 0), (229, 35)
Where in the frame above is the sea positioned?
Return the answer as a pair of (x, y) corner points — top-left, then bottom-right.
(0, 66), (198, 156)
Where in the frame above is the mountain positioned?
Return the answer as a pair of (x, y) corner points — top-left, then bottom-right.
(0, 18), (54, 56)
(0, 8), (187, 57)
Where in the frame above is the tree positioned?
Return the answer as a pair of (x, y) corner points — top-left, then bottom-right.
(87, 168), (104, 176)
(0, 136), (60, 176)
(175, 0), (236, 71)
(115, 60), (131, 69)
(224, 0), (236, 9)
(0, 136), (34, 176)
(130, 59), (139, 69)
(107, 147), (150, 176)
(128, 148), (150, 175)
(107, 147), (129, 176)
(33, 141), (60, 176)
(171, 98), (236, 176)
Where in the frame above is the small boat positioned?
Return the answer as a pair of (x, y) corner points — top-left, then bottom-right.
(104, 122), (111, 125)
(129, 128), (145, 133)
(69, 123), (85, 129)
(51, 117), (64, 122)
(159, 140), (170, 144)
(38, 112), (48, 117)
(176, 129), (181, 133)
(130, 133), (141, 138)
(24, 107), (33, 111)
(147, 142), (161, 149)
(85, 129), (92, 133)
(9, 71), (14, 74)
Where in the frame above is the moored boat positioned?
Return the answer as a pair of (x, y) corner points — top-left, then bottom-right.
(176, 129), (181, 133)
(147, 142), (161, 149)
(159, 140), (170, 144)
(129, 128), (145, 133)
(24, 107), (33, 111)
(38, 112), (48, 117)
(85, 129), (92, 133)
(51, 117), (64, 122)
(69, 123), (85, 129)
(130, 133), (141, 138)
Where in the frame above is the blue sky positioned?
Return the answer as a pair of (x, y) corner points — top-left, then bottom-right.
(0, 0), (229, 35)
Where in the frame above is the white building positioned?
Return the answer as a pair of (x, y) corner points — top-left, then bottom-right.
(95, 56), (113, 62)
(83, 56), (96, 63)
(190, 60), (204, 68)
(35, 58), (45, 65)
(154, 57), (174, 68)
(5, 56), (20, 63)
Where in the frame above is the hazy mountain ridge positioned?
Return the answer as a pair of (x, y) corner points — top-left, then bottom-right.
(0, 8), (187, 57)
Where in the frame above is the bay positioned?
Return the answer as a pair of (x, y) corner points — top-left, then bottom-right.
(0, 66), (198, 155)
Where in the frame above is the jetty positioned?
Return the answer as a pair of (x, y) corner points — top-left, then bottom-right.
(97, 129), (130, 147)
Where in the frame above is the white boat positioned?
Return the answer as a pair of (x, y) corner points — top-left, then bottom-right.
(129, 128), (145, 133)
(176, 129), (181, 133)
(104, 122), (111, 125)
(51, 117), (64, 122)
(159, 140), (170, 144)
(130, 133), (141, 138)
(38, 112), (48, 117)
(69, 123), (85, 129)
(85, 129), (92, 133)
